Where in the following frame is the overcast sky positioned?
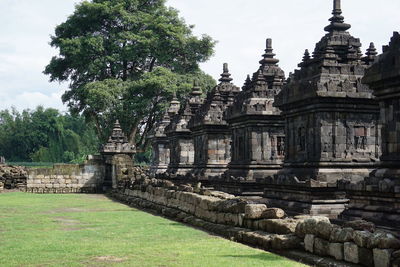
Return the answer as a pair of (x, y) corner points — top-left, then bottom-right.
(0, 0), (399, 111)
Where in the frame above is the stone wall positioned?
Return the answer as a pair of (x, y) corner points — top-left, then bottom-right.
(112, 167), (400, 267)
(26, 156), (105, 193)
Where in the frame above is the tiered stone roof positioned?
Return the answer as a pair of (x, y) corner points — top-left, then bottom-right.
(166, 82), (204, 134)
(227, 39), (285, 120)
(189, 64), (240, 128)
(363, 32), (400, 89)
(150, 95), (180, 139)
(275, 0), (377, 107)
(101, 120), (136, 155)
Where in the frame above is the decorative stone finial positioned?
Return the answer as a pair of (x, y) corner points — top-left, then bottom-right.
(243, 74), (252, 90)
(361, 42), (378, 65)
(168, 93), (180, 116)
(324, 0), (351, 32)
(191, 80), (202, 95)
(101, 120), (135, 155)
(219, 63), (233, 83)
(303, 49), (311, 62)
(334, 0), (341, 10)
(298, 49), (311, 68)
(260, 38), (279, 65)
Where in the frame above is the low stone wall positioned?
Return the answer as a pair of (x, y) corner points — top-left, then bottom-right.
(26, 156), (105, 193)
(113, 169), (400, 267)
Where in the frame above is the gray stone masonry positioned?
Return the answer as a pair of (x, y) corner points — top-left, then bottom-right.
(340, 32), (400, 228)
(188, 64), (241, 179)
(26, 155), (105, 193)
(265, 0), (380, 218)
(223, 38), (285, 184)
(110, 167), (400, 267)
(149, 97), (180, 175)
(165, 82), (205, 177)
(101, 120), (136, 189)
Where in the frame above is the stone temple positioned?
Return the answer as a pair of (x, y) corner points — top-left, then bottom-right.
(149, 95), (180, 175)
(165, 82), (204, 177)
(267, 0), (381, 217)
(188, 64), (240, 179)
(219, 39), (285, 195)
(149, 0), (400, 225)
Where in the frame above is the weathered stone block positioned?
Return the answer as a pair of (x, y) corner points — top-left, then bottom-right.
(260, 219), (298, 234)
(261, 208), (285, 219)
(353, 230), (372, 248)
(330, 227), (354, 243)
(244, 204), (267, 219)
(295, 216), (331, 238)
(304, 234), (315, 253)
(329, 242), (344, 261)
(271, 234), (301, 250)
(315, 220), (333, 240)
(314, 237), (330, 256)
(344, 242), (359, 264)
(373, 248), (393, 267)
(370, 232), (400, 249)
(358, 247), (374, 267)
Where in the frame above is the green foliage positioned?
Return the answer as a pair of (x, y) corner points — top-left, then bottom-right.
(0, 193), (305, 267)
(44, 0), (217, 150)
(0, 106), (99, 163)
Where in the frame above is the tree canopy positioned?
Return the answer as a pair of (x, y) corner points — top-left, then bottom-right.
(44, 0), (216, 151)
(0, 107), (99, 163)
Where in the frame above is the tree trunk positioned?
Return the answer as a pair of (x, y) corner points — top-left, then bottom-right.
(149, 57), (156, 72)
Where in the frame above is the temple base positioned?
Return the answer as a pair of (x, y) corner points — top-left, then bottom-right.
(338, 168), (400, 229)
(264, 185), (349, 219)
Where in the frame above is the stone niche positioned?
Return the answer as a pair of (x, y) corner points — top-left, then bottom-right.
(339, 32), (400, 228)
(148, 97), (180, 175)
(188, 64), (240, 180)
(165, 82), (205, 177)
(268, 0), (381, 218)
(220, 39), (285, 194)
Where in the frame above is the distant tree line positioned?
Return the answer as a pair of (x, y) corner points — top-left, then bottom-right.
(0, 107), (99, 163)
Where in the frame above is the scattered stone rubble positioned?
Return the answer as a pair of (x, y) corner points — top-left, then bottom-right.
(0, 165), (27, 191)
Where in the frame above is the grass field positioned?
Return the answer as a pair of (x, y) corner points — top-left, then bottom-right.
(0, 193), (305, 267)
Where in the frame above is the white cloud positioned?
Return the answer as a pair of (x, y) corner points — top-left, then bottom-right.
(0, 0), (399, 111)
(0, 89), (66, 112)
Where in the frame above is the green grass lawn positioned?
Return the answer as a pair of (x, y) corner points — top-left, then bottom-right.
(0, 193), (305, 267)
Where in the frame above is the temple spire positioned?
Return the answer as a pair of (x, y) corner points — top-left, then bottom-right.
(219, 63), (233, 83)
(324, 0), (351, 33)
(243, 74), (252, 91)
(363, 42), (378, 65)
(168, 92), (180, 116)
(259, 38), (279, 65)
(191, 80), (202, 95)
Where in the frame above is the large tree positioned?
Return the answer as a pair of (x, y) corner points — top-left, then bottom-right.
(44, 0), (216, 150)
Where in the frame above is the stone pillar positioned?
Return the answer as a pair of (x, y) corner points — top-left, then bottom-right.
(188, 64), (240, 180)
(222, 39), (285, 195)
(270, 0), (380, 218)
